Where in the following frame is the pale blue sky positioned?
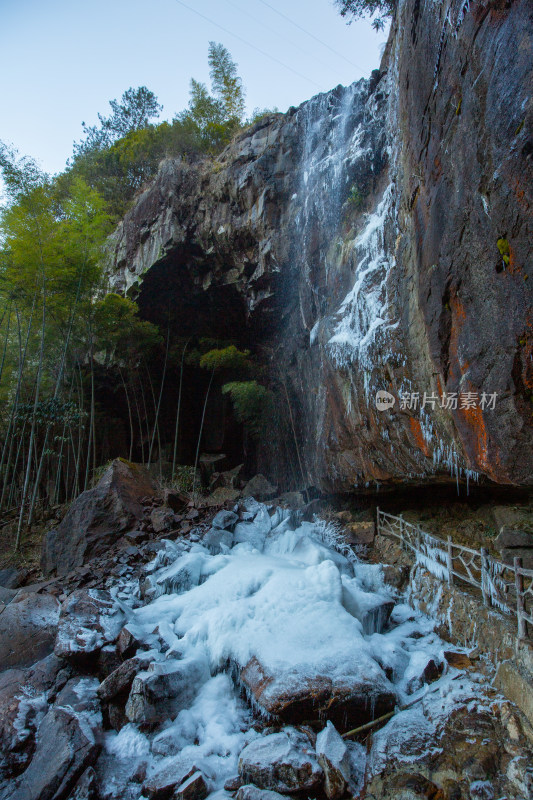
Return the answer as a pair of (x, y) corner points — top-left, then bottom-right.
(0, 0), (388, 175)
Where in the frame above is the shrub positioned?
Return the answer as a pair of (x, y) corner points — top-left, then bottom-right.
(222, 381), (273, 439)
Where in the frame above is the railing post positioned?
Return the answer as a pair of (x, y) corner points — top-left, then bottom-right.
(481, 547), (490, 606)
(514, 557), (527, 640)
(446, 536), (454, 586)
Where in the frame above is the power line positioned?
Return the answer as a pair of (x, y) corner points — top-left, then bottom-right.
(172, 0), (327, 91)
(254, 0), (367, 74)
(222, 0), (344, 81)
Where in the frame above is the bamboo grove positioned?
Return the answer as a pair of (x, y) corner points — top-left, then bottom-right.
(0, 152), (163, 547)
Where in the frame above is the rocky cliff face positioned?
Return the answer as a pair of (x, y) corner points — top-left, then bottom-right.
(109, 0), (533, 492)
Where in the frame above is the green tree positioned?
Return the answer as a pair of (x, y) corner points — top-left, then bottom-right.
(178, 43), (246, 153)
(74, 86), (162, 158)
(208, 42), (246, 127)
(336, 0), (395, 30)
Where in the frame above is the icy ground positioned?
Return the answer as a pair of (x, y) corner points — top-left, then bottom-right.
(95, 499), (502, 798)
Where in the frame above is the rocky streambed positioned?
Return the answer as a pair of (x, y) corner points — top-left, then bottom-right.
(1, 491), (533, 800)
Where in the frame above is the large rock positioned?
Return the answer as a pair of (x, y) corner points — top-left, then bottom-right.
(97, 655), (151, 702)
(54, 589), (123, 664)
(0, 593), (60, 670)
(238, 727), (323, 793)
(143, 758), (200, 800)
(126, 656), (209, 726)
(316, 722), (353, 800)
(9, 706), (100, 800)
(239, 656), (395, 729)
(150, 507), (175, 533)
(174, 772), (208, 800)
(42, 459), (154, 576)
(236, 788), (285, 800)
(211, 509), (239, 531)
(0, 568), (24, 589)
(0, 655), (64, 778)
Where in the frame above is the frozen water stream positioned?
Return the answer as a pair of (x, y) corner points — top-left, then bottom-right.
(97, 500), (494, 798)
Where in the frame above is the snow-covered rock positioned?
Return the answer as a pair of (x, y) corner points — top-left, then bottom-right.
(54, 589), (123, 663)
(316, 721), (352, 800)
(238, 727), (323, 792)
(212, 510), (239, 531)
(174, 770), (208, 800)
(97, 655), (152, 703)
(143, 758), (201, 800)
(125, 656), (209, 726)
(236, 786), (286, 800)
(9, 706), (100, 800)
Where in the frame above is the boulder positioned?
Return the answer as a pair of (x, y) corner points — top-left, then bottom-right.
(199, 453), (227, 485)
(0, 655), (64, 777)
(54, 589), (123, 664)
(41, 459), (155, 577)
(240, 656), (396, 730)
(202, 527), (234, 555)
(150, 507), (175, 533)
(116, 624), (143, 659)
(126, 656), (209, 726)
(242, 475), (277, 500)
(233, 520), (270, 552)
(9, 706), (100, 800)
(238, 727), (323, 793)
(316, 722), (352, 800)
(175, 772), (208, 800)
(236, 787), (286, 800)
(97, 655), (151, 702)
(209, 464), (243, 491)
(143, 759), (199, 800)
(164, 489), (189, 512)
(0, 568), (24, 589)
(124, 529), (149, 544)
(0, 592), (60, 670)
(212, 509), (239, 531)
(495, 528), (533, 550)
(54, 677), (101, 715)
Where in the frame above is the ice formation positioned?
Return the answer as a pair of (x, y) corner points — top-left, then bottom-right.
(98, 500), (492, 798)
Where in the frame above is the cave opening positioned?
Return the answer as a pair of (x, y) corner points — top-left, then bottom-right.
(119, 247), (267, 485)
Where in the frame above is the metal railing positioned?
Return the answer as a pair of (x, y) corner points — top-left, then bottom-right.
(376, 508), (533, 640)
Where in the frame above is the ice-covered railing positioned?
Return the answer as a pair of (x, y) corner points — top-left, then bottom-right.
(377, 508), (533, 641)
